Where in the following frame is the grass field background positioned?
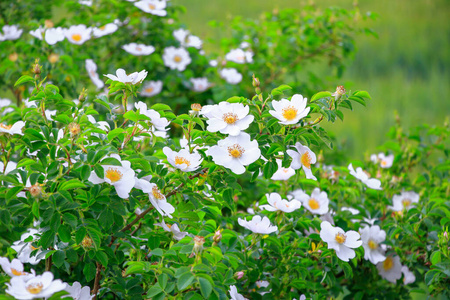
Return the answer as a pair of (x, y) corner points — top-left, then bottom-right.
(173, 0), (450, 158)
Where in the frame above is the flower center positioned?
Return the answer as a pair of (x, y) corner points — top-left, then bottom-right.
(368, 240), (378, 250)
(148, 3), (156, 9)
(71, 33), (82, 42)
(308, 198), (320, 210)
(383, 257), (394, 271)
(227, 144), (245, 158)
(282, 168), (289, 173)
(236, 56), (245, 62)
(174, 156), (191, 166)
(173, 55), (182, 63)
(381, 160), (387, 166)
(26, 282), (43, 294)
(105, 168), (123, 183)
(402, 199), (411, 208)
(152, 186), (164, 200)
(166, 224), (172, 229)
(11, 268), (27, 276)
(335, 232), (346, 244)
(222, 112), (239, 124)
(0, 123), (12, 130)
(145, 87), (154, 93)
(136, 46), (142, 51)
(301, 152), (312, 169)
(282, 105), (298, 121)
(30, 245), (39, 251)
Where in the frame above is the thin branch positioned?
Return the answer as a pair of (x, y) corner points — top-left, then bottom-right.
(92, 262), (103, 299)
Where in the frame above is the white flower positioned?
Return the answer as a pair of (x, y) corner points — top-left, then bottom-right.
(64, 24), (92, 45)
(259, 193), (301, 213)
(292, 188), (329, 215)
(0, 160), (17, 174)
(155, 220), (188, 240)
(140, 80), (162, 97)
(85, 59), (104, 89)
(92, 23), (118, 38)
(209, 59), (218, 67)
(225, 48), (253, 64)
(163, 147), (203, 172)
(62, 281), (94, 300)
(134, 101), (169, 132)
(376, 255), (402, 283)
(148, 183), (175, 218)
(79, 0), (93, 6)
(30, 27), (45, 40)
(371, 152), (394, 168)
(190, 78), (210, 92)
(360, 225), (386, 264)
(88, 154), (136, 199)
(229, 285), (248, 300)
(287, 142), (317, 180)
(207, 132), (261, 175)
(255, 280), (270, 295)
(6, 271), (66, 299)
(134, 0), (167, 16)
(341, 207), (359, 215)
(389, 190), (419, 211)
(0, 25), (23, 41)
(348, 163), (382, 190)
(173, 29), (202, 49)
(269, 94), (310, 125)
(271, 159), (295, 181)
(220, 68), (242, 84)
(0, 257), (35, 280)
(122, 43), (155, 56)
(45, 27), (65, 45)
(320, 221), (362, 262)
(11, 229), (44, 265)
(238, 215), (277, 234)
(104, 68), (148, 84)
(0, 121), (24, 135)
(401, 266), (416, 285)
(162, 46), (192, 71)
(205, 102), (254, 136)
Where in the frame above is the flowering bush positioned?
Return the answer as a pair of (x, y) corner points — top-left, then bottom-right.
(0, 1), (449, 300)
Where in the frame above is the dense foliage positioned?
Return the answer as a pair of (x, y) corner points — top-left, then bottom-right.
(0, 1), (448, 300)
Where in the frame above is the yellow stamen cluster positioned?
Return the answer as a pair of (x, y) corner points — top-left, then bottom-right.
(335, 232), (346, 244)
(152, 186), (165, 200)
(175, 156), (191, 167)
(136, 46), (142, 51)
(335, 85), (346, 96)
(308, 198), (320, 210)
(301, 152), (312, 169)
(69, 122), (81, 136)
(368, 240), (378, 250)
(148, 3), (156, 9)
(81, 236), (93, 248)
(105, 168), (123, 183)
(282, 105), (298, 121)
(11, 268), (27, 276)
(99, 25), (106, 31)
(222, 112), (238, 124)
(228, 144), (245, 158)
(145, 87), (154, 93)
(26, 282), (44, 294)
(45, 20), (54, 28)
(383, 257), (394, 271)
(402, 199), (411, 208)
(0, 123), (12, 130)
(191, 103), (202, 112)
(173, 55), (182, 63)
(48, 53), (59, 64)
(71, 33), (82, 42)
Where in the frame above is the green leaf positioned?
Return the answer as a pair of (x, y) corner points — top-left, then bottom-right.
(158, 273), (168, 289)
(39, 231), (55, 249)
(75, 227), (86, 244)
(123, 110), (137, 122)
(14, 75), (34, 87)
(32, 201), (40, 218)
(177, 272), (195, 291)
(147, 285), (163, 297)
(107, 128), (125, 141)
(83, 263), (96, 282)
(59, 179), (85, 191)
(63, 213), (78, 228)
(311, 91), (332, 102)
(263, 159), (277, 179)
(58, 225), (72, 243)
(100, 157), (122, 166)
(151, 103), (171, 111)
(52, 250), (66, 268)
(96, 251), (108, 267)
(354, 90), (371, 99)
(6, 186), (24, 200)
(198, 277), (212, 298)
(0, 210), (11, 225)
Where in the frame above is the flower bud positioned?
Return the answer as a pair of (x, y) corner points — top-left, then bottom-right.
(68, 122), (81, 136)
(48, 53), (59, 64)
(81, 236), (93, 248)
(78, 88), (87, 102)
(193, 235), (205, 256)
(8, 52), (18, 62)
(32, 59), (41, 75)
(332, 85), (346, 100)
(235, 271), (244, 280)
(252, 74), (260, 88)
(189, 103), (202, 117)
(44, 20), (54, 28)
(28, 184), (42, 197)
(213, 229), (222, 243)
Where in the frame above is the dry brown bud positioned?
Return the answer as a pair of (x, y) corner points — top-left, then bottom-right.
(8, 52), (18, 62)
(81, 236), (93, 248)
(29, 184), (42, 197)
(45, 20), (54, 28)
(69, 123), (81, 136)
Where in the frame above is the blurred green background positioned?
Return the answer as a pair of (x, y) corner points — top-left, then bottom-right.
(173, 0), (450, 158)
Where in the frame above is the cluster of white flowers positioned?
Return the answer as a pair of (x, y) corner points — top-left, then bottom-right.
(370, 152), (394, 168)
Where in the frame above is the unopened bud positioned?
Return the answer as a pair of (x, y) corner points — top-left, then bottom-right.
(32, 59), (41, 75)
(193, 235), (205, 256)
(191, 103), (202, 112)
(213, 229), (222, 243)
(235, 271), (244, 280)
(252, 74), (260, 88)
(28, 184), (42, 197)
(44, 20), (54, 28)
(68, 122), (81, 136)
(8, 52), (18, 62)
(78, 88), (87, 102)
(81, 235), (93, 248)
(444, 231), (448, 240)
(48, 53), (59, 64)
